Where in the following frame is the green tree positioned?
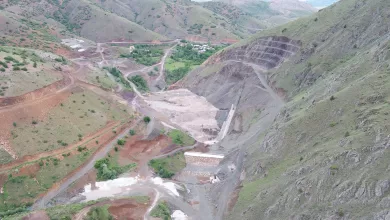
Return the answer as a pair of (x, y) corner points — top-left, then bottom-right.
(129, 129), (136, 136)
(143, 116), (151, 124)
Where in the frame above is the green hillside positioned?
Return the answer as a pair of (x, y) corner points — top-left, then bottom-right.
(226, 0), (390, 219)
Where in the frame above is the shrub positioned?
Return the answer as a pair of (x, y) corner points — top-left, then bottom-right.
(85, 207), (113, 220)
(344, 131), (350, 137)
(33, 62), (37, 68)
(32, 120), (38, 125)
(143, 116), (151, 124)
(336, 209), (344, 217)
(0, 61), (8, 68)
(39, 160), (44, 167)
(330, 95), (336, 101)
(77, 146), (87, 152)
(21, 67), (27, 71)
(13, 66), (20, 71)
(13, 122), (16, 127)
(129, 75), (149, 92)
(114, 146), (118, 152)
(117, 139), (126, 145)
(129, 129), (136, 136)
(0, 68), (5, 72)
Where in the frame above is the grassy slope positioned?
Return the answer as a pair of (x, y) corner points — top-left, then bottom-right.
(227, 0), (390, 219)
(65, 0), (165, 42)
(95, 0), (247, 40)
(0, 47), (63, 97)
(10, 89), (127, 157)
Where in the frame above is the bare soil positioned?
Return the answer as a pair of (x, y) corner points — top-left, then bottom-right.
(22, 210), (50, 220)
(118, 135), (172, 165)
(108, 199), (150, 220)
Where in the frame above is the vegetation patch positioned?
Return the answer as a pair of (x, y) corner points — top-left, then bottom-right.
(128, 75), (149, 92)
(121, 45), (163, 66)
(149, 152), (186, 178)
(168, 129), (195, 146)
(165, 43), (224, 84)
(85, 206), (113, 220)
(150, 201), (171, 220)
(103, 67), (131, 89)
(0, 150), (96, 215)
(94, 157), (136, 181)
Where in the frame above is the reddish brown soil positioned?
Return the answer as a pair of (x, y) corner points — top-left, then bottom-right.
(55, 47), (73, 58)
(16, 163), (41, 178)
(22, 211), (50, 220)
(227, 185), (242, 212)
(118, 135), (172, 166)
(108, 199), (150, 220)
(0, 173), (7, 189)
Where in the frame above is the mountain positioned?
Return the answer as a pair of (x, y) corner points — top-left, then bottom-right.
(305, 0), (339, 8)
(179, 0), (390, 219)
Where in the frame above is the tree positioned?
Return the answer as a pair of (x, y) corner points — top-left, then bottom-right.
(117, 139), (126, 145)
(129, 129), (136, 136)
(143, 116), (151, 124)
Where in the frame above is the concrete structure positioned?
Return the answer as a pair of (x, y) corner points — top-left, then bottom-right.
(184, 152), (224, 166)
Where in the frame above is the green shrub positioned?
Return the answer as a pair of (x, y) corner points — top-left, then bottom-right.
(150, 201), (171, 220)
(129, 129), (136, 136)
(117, 139), (126, 145)
(0, 68), (5, 72)
(85, 206), (113, 220)
(0, 61), (8, 68)
(143, 116), (151, 123)
(13, 66), (21, 71)
(129, 75), (149, 92)
(168, 129), (195, 146)
(94, 158), (135, 181)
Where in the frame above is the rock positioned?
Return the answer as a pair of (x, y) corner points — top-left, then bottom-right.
(375, 180), (390, 197)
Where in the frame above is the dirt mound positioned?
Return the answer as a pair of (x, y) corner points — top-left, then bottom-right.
(108, 199), (149, 220)
(119, 135), (172, 165)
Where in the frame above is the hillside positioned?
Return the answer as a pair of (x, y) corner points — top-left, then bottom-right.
(217, 0), (316, 27)
(0, 0), (166, 43)
(179, 0), (390, 219)
(0, 0), (315, 43)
